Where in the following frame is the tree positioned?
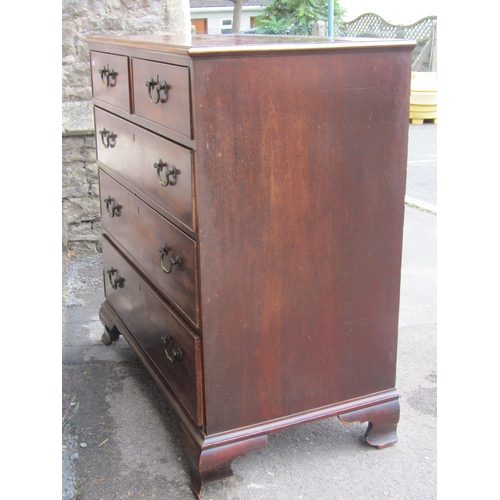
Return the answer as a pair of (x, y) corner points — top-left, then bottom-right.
(255, 0), (346, 35)
(230, 0), (246, 33)
(164, 0), (192, 34)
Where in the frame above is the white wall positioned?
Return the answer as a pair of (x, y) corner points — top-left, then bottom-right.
(341, 0), (437, 24)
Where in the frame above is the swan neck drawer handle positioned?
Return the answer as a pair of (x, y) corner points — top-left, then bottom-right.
(159, 244), (181, 274)
(153, 160), (177, 186)
(104, 196), (121, 217)
(146, 77), (168, 104)
(161, 334), (183, 363)
(99, 66), (116, 87)
(106, 267), (125, 289)
(99, 128), (115, 149)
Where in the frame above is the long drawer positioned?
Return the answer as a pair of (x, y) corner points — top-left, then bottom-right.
(102, 236), (203, 425)
(95, 107), (195, 232)
(100, 169), (199, 327)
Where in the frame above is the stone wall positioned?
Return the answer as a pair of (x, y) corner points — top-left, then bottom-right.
(62, 0), (170, 254)
(62, 134), (101, 253)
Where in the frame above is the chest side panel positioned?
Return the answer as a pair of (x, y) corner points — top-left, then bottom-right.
(192, 48), (412, 434)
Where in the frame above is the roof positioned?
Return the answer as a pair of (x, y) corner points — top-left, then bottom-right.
(190, 1), (269, 7)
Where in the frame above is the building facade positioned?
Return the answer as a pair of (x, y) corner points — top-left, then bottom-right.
(190, 1), (268, 34)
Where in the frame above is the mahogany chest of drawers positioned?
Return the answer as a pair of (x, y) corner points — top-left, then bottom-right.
(85, 34), (415, 497)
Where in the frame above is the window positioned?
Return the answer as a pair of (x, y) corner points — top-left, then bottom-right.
(221, 18), (232, 34)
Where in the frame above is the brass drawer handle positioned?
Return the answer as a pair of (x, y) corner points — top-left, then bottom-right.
(146, 77), (168, 104)
(161, 334), (183, 363)
(98, 66), (116, 87)
(159, 244), (181, 274)
(99, 128), (115, 149)
(103, 196), (121, 217)
(106, 267), (125, 289)
(153, 160), (177, 186)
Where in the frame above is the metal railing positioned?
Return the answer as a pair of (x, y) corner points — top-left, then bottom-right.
(338, 13), (436, 42)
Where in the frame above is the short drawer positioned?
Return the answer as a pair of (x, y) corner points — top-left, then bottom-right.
(132, 58), (192, 139)
(90, 52), (131, 112)
(95, 107), (194, 232)
(102, 237), (203, 425)
(100, 170), (199, 327)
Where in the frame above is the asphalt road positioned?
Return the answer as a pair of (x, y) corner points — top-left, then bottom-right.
(406, 123), (437, 209)
(62, 123), (437, 500)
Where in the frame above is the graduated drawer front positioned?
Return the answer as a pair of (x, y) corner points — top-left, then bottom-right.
(132, 58), (192, 139)
(95, 108), (194, 232)
(102, 237), (203, 425)
(100, 170), (199, 327)
(90, 52), (131, 112)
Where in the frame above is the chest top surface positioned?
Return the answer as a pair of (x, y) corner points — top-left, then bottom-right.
(85, 33), (416, 57)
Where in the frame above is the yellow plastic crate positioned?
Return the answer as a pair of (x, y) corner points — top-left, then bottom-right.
(410, 72), (437, 124)
(410, 92), (437, 105)
(410, 71), (438, 92)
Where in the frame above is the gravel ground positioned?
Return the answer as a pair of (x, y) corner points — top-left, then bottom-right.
(62, 253), (104, 500)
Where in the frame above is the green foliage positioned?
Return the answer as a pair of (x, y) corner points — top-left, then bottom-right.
(255, 0), (346, 35)
(256, 14), (293, 34)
